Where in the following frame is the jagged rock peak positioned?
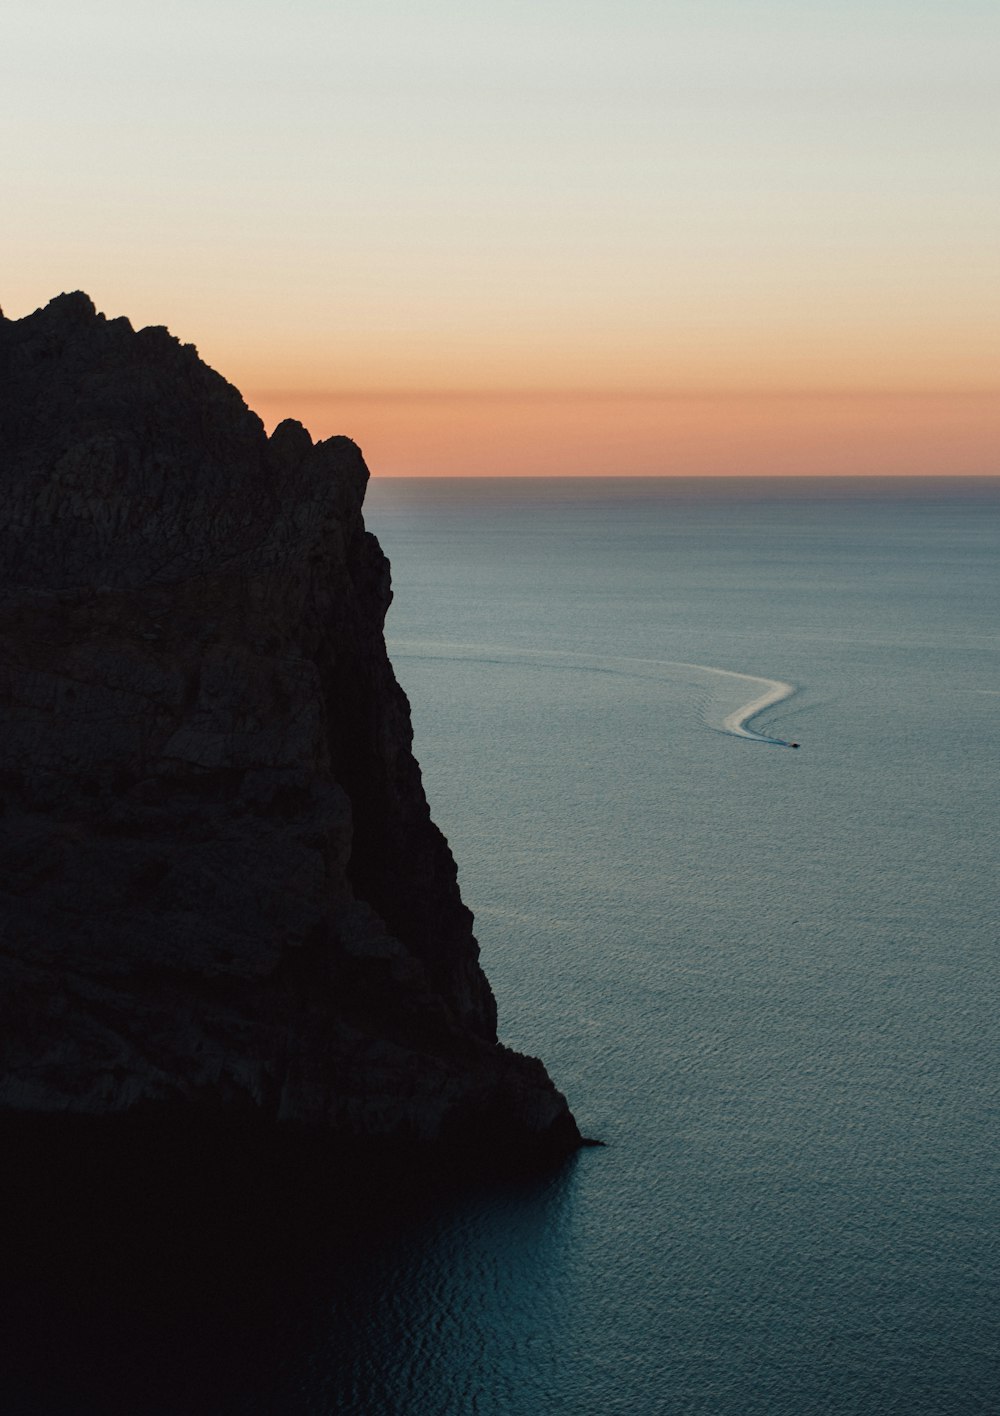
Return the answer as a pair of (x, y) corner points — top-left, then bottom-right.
(0, 294), (580, 1169)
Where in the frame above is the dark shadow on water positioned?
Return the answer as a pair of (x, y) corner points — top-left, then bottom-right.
(0, 1112), (582, 1415)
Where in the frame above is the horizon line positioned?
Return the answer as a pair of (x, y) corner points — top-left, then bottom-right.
(250, 387), (1000, 404)
(363, 470), (1000, 479)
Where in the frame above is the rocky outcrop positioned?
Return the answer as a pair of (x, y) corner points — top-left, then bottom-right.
(0, 293), (579, 1166)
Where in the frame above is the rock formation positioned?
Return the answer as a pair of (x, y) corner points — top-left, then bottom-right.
(0, 293), (579, 1168)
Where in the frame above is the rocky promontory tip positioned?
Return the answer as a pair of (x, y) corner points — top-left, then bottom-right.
(0, 293), (580, 1169)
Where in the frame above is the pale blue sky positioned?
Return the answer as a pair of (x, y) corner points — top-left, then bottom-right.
(4, 1), (998, 414)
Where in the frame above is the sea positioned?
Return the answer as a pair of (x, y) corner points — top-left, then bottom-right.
(350, 476), (1000, 1416)
(8, 476), (1000, 1414)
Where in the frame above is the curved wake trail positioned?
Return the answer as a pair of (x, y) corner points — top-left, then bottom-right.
(717, 673), (796, 745)
(386, 637), (800, 748)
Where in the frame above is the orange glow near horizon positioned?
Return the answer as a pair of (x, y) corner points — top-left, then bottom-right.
(247, 390), (999, 478)
(6, 2), (998, 481)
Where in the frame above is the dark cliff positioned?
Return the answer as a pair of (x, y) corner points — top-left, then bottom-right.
(0, 292), (579, 1167)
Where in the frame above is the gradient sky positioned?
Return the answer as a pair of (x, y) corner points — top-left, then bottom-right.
(4, 0), (998, 474)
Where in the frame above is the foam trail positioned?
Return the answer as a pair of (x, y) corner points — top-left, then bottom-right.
(719, 675), (795, 744)
(385, 638), (798, 747)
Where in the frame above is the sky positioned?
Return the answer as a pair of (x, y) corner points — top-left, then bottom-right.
(3, 0), (998, 475)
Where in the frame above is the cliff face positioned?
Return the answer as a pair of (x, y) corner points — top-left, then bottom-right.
(0, 293), (578, 1162)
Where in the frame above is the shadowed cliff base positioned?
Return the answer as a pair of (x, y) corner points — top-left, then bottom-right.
(0, 294), (579, 1193)
(0, 1107), (585, 1414)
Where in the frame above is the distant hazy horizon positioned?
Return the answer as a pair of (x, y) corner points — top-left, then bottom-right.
(5, 0), (997, 476)
(252, 390), (998, 477)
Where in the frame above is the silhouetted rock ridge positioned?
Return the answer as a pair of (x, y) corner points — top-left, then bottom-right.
(0, 293), (579, 1166)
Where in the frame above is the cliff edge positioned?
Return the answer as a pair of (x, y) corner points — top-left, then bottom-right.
(0, 293), (579, 1168)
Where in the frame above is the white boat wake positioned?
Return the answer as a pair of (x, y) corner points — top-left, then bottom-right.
(715, 671), (796, 745)
(386, 637), (800, 748)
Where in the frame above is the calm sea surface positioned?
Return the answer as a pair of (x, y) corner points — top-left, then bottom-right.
(15, 476), (998, 1415)
(339, 477), (999, 1416)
